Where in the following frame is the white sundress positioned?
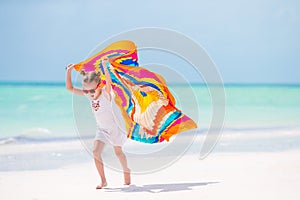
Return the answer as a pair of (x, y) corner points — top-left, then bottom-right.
(87, 86), (127, 146)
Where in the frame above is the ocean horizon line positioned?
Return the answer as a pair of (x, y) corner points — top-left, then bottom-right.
(0, 80), (300, 87)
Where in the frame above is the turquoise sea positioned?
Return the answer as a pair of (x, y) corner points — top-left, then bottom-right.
(0, 82), (300, 143)
(1, 81), (300, 171)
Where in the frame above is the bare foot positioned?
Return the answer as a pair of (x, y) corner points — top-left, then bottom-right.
(96, 181), (107, 190)
(124, 168), (131, 185)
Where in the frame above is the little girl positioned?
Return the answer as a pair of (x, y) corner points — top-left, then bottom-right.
(65, 58), (131, 189)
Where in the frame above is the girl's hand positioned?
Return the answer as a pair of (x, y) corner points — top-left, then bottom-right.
(66, 64), (75, 71)
(102, 58), (109, 66)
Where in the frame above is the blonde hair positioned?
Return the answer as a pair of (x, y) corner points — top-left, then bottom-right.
(80, 70), (101, 84)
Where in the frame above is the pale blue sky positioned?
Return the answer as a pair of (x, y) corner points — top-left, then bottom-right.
(0, 0), (299, 83)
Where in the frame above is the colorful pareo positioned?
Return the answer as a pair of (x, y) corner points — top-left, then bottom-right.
(74, 40), (198, 144)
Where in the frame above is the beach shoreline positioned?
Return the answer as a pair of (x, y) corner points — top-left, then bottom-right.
(1, 127), (300, 199)
(1, 83), (299, 199)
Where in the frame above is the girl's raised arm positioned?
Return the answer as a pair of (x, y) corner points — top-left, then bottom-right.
(102, 58), (113, 100)
(65, 64), (85, 96)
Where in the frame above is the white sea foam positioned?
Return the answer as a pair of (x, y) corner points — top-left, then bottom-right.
(22, 127), (52, 135)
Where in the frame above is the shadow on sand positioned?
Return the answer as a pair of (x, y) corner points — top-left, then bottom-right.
(104, 182), (219, 193)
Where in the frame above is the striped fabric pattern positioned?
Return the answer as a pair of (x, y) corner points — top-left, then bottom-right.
(74, 40), (197, 143)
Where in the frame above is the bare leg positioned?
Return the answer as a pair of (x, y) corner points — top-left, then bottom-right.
(113, 146), (131, 185)
(93, 140), (107, 189)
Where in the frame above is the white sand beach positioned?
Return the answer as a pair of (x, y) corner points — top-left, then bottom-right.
(1, 128), (300, 200)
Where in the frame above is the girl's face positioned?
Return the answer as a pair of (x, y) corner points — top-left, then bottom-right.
(82, 81), (102, 99)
